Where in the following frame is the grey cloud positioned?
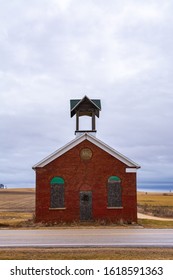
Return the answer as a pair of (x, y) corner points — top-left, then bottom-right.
(0, 0), (173, 188)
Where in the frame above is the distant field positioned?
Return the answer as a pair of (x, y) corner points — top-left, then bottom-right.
(137, 192), (173, 207)
(0, 188), (35, 212)
(0, 188), (35, 226)
(137, 192), (173, 219)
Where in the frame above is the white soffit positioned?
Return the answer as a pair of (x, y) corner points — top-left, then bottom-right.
(32, 133), (140, 169)
(126, 168), (137, 173)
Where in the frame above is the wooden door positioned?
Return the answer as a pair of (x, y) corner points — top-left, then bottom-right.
(80, 191), (92, 221)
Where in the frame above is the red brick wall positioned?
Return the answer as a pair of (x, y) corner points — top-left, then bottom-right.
(35, 139), (137, 223)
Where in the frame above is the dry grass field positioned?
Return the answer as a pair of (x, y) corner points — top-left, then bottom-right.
(0, 188), (35, 227)
(137, 192), (173, 207)
(0, 188), (173, 259)
(137, 192), (173, 219)
(0, 188), (35, 212)
(0, 247), (173, 260)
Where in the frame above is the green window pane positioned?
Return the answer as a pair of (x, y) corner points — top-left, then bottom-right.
(108, 176), (121, 183)
(50, 177), (64, 185)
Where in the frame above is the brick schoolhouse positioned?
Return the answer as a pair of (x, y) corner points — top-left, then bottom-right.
(33, 96), (140, 223)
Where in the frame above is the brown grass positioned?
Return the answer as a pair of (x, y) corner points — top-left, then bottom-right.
(0, 212), (33, 227)
(0, 248), (173, 260)
(138, 219), (173, 228)
(137, 192), (173, 206)
(0, 188), (35, 227)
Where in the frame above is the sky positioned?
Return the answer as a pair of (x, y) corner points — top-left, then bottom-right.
(0, 0), (173, 190)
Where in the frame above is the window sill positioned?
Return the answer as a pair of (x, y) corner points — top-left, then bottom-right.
(107, 207), (123, 209)
(49, 208), (66, 210)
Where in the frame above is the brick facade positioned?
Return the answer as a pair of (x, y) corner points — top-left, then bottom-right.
(34, 139), (138, 224)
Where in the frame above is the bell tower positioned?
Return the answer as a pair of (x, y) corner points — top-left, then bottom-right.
(70, 96), (101, 135)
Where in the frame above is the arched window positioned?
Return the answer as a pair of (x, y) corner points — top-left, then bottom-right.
(107, 176), (122, 207)
(50, 177), (65, 208)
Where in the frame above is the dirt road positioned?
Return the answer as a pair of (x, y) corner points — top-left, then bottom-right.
(138, 212), (173, 221)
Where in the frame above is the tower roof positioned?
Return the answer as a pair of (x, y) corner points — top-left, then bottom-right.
(70, 95), (101, 118)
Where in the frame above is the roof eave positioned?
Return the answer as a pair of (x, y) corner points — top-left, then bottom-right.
(32, 133), (86, 169)
(32, 133), (140, 170)
(85, 133), (140, 168)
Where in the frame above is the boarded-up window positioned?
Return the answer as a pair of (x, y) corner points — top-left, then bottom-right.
(50, 177), (65, 208)
(107, 176), (122, 207)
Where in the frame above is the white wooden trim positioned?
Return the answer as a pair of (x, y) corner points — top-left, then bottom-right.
(126, 168), (137, 173)
(33, 133), (140, 169)
(32, 134), (85, 168)
(86, 134), (140, 168)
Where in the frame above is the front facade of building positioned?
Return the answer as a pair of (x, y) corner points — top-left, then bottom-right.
(33, 96), (140, 223)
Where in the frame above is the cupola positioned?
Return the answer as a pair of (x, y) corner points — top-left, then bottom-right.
(70, 96), (101, 136)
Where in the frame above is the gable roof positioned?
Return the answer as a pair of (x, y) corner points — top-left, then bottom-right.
(70, 95), (101, 117)
(32, 133), (140, 169)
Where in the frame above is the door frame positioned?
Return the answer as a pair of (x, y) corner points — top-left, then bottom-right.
(79, 191), (92, 221)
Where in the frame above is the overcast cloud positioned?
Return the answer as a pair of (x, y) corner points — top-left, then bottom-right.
(0, 0), (173, 190)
